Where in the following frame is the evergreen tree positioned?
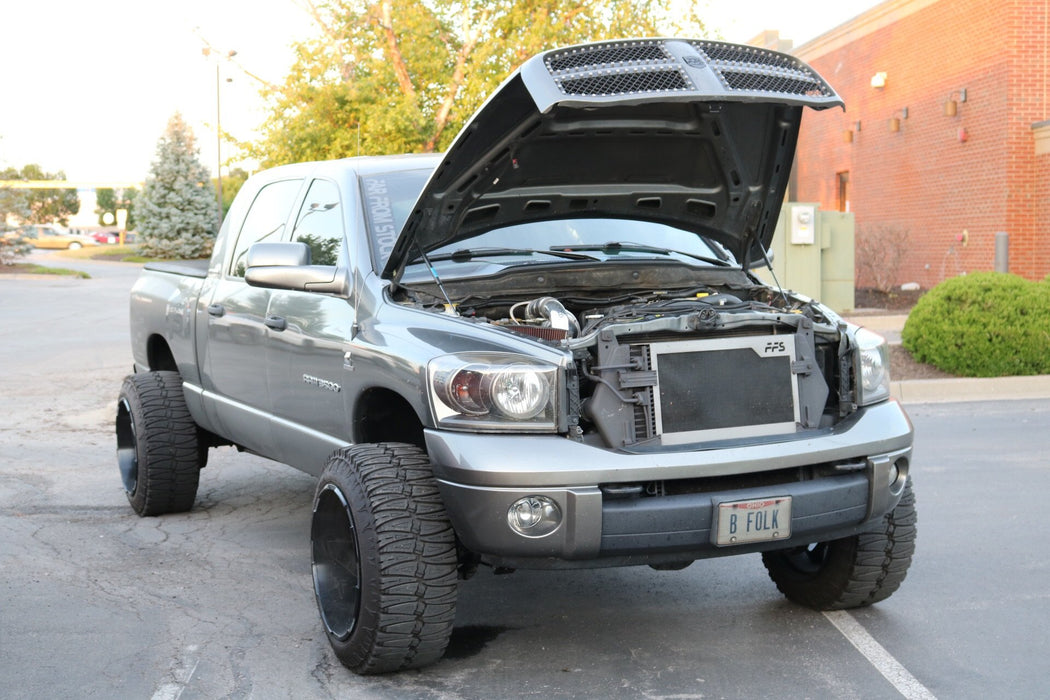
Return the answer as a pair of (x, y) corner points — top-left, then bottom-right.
(136, 114), (219, 259)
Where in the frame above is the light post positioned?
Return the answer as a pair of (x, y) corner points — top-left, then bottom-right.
(202, 47), (236, 231)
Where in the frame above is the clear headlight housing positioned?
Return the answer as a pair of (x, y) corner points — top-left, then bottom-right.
(429, 353), (560, 431)
(855, 327), (891, 405)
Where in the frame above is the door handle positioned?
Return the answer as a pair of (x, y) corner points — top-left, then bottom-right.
(207, 303), (225, 317)
(265, 315), (287, 332)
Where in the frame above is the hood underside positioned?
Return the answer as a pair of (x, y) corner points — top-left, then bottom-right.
(383, 38), (843, 282)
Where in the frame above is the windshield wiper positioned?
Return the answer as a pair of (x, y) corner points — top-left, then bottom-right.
(409, 246), (600, 264)
(550, 241), (735, 267)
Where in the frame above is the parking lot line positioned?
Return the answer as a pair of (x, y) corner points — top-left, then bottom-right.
(150, 645), (200, 700)
(824, 611), (936, 700)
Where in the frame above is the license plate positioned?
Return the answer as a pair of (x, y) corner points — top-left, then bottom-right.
(714, 496), (792, 546)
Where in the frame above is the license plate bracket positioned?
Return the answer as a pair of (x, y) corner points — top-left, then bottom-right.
(713, 496), (792, 546)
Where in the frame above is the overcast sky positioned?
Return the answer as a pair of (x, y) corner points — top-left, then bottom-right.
(0, 0), (879, 184)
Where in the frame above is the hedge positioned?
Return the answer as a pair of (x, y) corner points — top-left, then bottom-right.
(901, 272), (1050, 377)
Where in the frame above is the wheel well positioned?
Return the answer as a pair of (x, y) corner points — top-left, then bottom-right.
(146, 335), (178, 372)
(353, 388), (425, 448)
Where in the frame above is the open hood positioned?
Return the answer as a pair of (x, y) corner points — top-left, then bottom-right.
(383, 38), (843, 282)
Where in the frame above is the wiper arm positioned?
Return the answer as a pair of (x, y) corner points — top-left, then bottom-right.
(410, 246), (599, 263)
(551, 241), (735, 267)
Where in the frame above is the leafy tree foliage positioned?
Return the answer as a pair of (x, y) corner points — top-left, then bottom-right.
(95, 187), (138, 229)
(135, 114), (219, 259)
(213, 167), (250, 220)
(250, 0), (709, 165)
(0, 164), (80, 225)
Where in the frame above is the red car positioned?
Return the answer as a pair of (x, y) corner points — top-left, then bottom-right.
(90, 229), (135, 244)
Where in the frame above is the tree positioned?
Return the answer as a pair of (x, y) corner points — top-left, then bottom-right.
(0, 164), (80, 225)
(135, 114), (219, 259)
(0, 183), (32, 264)
(212, 167), (250, 220)
(95, 187), (138, 230)
(249, 0), (709, 165)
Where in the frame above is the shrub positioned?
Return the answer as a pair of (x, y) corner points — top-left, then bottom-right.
(855, 223), (911, 294)
(901, 272), (1050, 377)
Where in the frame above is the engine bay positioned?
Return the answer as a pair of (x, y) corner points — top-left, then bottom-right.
(395, 263), (855, 449)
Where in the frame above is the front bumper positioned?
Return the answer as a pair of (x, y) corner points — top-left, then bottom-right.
(426, 400), (913, 567)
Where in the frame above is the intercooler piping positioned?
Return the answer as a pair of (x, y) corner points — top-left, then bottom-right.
(524, 296), (581, 338)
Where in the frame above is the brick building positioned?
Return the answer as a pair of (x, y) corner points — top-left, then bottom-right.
(782, 0), (1050, 288)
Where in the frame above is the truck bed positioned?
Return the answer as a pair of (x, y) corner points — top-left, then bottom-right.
(143, 259), (209, 279)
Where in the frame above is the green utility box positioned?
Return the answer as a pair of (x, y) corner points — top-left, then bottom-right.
(762, 203), (855, 314)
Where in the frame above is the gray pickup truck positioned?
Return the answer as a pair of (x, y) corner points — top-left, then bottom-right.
(118, 38), (915, 674)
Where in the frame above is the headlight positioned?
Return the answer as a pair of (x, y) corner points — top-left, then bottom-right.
(429, 353), (560, 431)
(855, 327), (891, 405)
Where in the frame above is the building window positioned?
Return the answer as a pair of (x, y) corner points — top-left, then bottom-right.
(835, 172), (852, 211)
(836, 171), (850, 213)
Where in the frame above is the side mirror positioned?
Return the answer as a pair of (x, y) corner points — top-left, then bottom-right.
(245, 242), (349, 295)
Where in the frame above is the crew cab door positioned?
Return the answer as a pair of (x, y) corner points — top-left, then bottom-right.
(200, 177), (304, 456)
(263, 178), (355, 471)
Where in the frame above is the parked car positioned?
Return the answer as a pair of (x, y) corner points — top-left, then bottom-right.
(88, 229), (135, 244)
(118, 38), (915, 675)
(9, 224), (98, 250)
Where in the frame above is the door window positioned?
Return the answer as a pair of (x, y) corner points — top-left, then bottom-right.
(291, 179), (344, 266)
(229, 179), (303, 277)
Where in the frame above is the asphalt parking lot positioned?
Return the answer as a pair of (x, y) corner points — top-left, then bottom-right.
(2, 252), (1048, 698)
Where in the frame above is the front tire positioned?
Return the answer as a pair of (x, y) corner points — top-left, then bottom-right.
(762, 478), (916, 610)
(115, 371), (202, 516)
(311, 443), (458, 674)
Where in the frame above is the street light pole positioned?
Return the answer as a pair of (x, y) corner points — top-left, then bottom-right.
(215, 60), (223, 230)
(202, 47), (235, 232)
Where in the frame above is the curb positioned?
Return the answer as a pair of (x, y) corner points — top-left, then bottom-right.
(893, 374), (1050, 404)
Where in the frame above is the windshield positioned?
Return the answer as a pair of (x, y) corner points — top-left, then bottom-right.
(360, 168), (430, 272)
(422, 219), (735, 266)
(359, 168), (737, 274)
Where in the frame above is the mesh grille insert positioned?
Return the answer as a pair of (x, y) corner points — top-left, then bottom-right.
(547, 44), (669, 72)
(693, 42), (802, 71)
(721, 71), (828, 96)
(559, 70), (688, 96)
(689, 40), (835, 98)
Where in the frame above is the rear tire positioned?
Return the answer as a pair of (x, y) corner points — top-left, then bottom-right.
(116, 371), (202, 516)
(761, 478), (916, 610)
(311, 443), (458, 674)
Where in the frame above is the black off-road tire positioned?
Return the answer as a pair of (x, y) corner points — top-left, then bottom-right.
(116, 371), (202, 516)
(761, 478), (917, 610)
(311, 443), (458, 675)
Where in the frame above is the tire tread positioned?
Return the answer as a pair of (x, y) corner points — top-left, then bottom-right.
(119, 371), (201, 516)
(762, 479), (917, 610)
(316, 443), (457, 674)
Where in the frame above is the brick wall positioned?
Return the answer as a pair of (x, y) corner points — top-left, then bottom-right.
(791, 0), (1049, 287)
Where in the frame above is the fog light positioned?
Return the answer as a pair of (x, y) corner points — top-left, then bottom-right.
(888, 462), (900, 485)
(507, 496), (561, 537)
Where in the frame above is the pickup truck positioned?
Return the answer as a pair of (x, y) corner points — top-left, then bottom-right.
(117, 38), (915, 675)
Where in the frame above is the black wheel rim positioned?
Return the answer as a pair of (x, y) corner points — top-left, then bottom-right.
(115, 397), (138, 495)
(312, 483), (361, 641)
(781, 542), (830, 575)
